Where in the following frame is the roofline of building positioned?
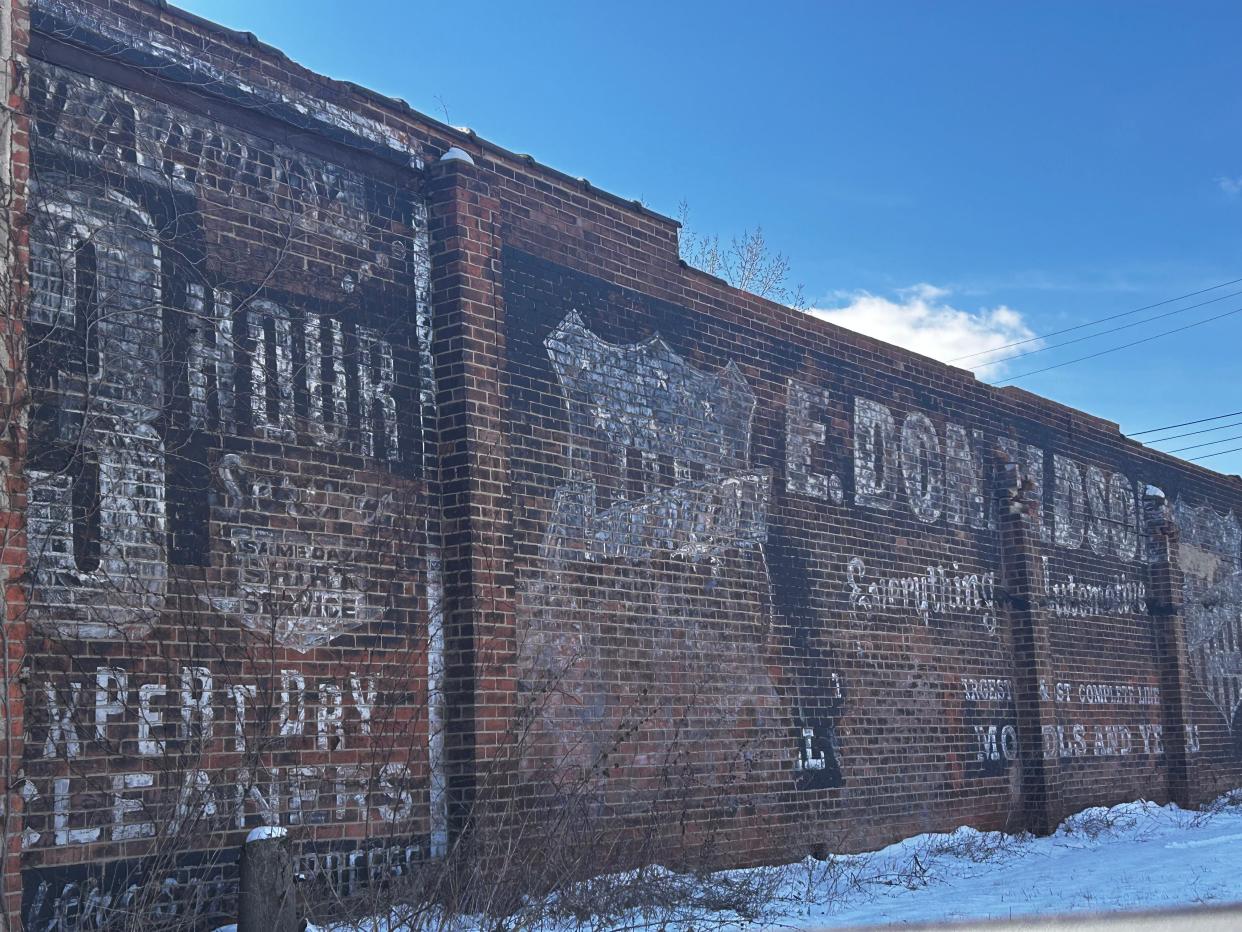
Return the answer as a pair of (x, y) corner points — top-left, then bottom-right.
(35, 0), (679, 228)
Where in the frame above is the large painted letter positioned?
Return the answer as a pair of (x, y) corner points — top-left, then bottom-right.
(1053, 454), (1085, 550)
(854, 398), (897, 511)
(899, 412), (943, 524)
(786, 379), (832, 501)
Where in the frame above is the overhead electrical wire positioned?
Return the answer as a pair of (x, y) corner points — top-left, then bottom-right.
(1190, 445), (1242, 462)
(972, 287), (1242, 369)
(993, 303), (1242, 385)
(1165, 432), (1242, 455)
(1129, 409), (1242, 438)
(1135, 418), (1242, 445)
(949, 275), (1242, 364)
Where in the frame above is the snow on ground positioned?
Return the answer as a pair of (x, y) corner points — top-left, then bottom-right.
(765, 791), (1242, 928)
(301, 790), (1242, 931)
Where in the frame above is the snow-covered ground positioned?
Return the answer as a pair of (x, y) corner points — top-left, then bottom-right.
(247, 790), (1242, 931)
(767, 791), (1242, 928)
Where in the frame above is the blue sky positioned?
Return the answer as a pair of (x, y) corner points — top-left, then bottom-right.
(178, 0), (1242, 474)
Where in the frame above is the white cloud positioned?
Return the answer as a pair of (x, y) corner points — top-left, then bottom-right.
(1219, 176), (1242, 196)
(808, 284), (1038, 377)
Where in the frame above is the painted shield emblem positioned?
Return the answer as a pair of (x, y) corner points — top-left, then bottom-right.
(207, 454), (392, 651)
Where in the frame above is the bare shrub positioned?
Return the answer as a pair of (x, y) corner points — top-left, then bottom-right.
(1057, 805), (1138, 840)
(677, 203), (807, 310)
(924, 827), (1029, 863)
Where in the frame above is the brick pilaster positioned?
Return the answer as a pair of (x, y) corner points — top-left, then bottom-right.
(425, 150), (516, 846)
(1143, 487), (1198, 809)
(996, 455), (1062, 834)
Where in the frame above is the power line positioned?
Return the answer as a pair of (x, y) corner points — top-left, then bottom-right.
(1129, 409), (1242, 437)
(949, 275), (1242, 364)
(994, 304), (1242, 385)
(1166, 432), (1242, 454)
(1190, 445), (1242, 462)
(976, 287), (1242, 369)
(1140, 418), (1242, 445)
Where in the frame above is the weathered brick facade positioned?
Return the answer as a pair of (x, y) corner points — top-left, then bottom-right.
(1, 0), (1241, 928)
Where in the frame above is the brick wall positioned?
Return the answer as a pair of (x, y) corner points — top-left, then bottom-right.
(1, 0), (31, 926)
(4, 0), (1242, 928)
(18, 3), (440, 926)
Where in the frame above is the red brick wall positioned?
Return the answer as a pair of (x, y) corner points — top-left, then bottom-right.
(2, 1), (31, 926)
(494, 247), (1221, 866)
(18, 3), (440, 926)
(5, 0), (1242, 927)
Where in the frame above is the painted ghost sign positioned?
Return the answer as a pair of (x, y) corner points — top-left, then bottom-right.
(21, 46), (436, 930)
(24, 62), (430, 651)
(1175, 499), (1242, 743)
(543, 311), (769, 563)
(26, 190), (168, 640)
(207, 454), (398, 651)
(518, 311), (842, 790)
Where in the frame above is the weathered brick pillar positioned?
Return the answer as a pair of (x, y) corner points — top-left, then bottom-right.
(1, 0), (30, 926)
(995, 455), (1062, 834)
(1143, 487), (1198, 809)
(425, 145), (517, 848)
